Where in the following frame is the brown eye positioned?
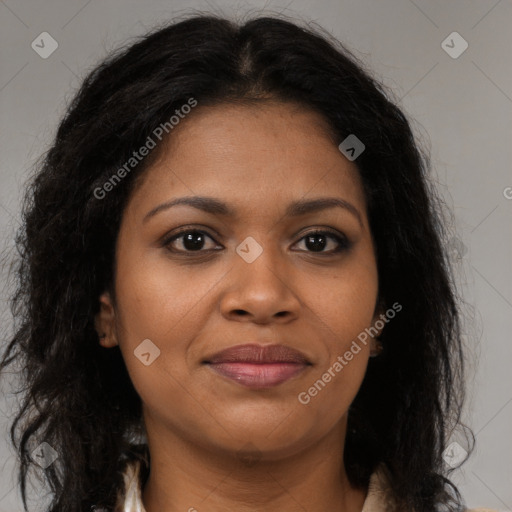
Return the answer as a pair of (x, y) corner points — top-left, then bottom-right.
(293, 230), (350, 254)
(164, 229), (220, 253)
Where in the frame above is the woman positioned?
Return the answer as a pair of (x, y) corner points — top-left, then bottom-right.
(0, 13), (496, 512)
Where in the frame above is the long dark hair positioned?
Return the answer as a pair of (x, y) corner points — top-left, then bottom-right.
(0, 13), (474, 512)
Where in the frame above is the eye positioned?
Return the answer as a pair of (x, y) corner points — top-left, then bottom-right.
(162, 228), (350, 256)
(163, 229), (221, 254)
(292, 230), (350, 254)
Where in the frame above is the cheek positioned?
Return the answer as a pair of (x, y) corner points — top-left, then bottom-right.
(296, 287), (374, 430)
(307, 257), (379, 348)
(293, 356), (367, 445)
(114, 246), (218, 339)
(111, 251), (188, 384)
(298, 253), (378, 406)
(112, 246), (229, 399)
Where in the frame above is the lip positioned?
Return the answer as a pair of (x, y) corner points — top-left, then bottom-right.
(203, 344), (311, 389)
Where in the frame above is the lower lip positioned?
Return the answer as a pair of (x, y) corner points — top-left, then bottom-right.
(206, 362), (309, 389)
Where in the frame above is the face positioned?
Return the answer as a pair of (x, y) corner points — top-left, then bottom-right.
(96, 101), (383, 461)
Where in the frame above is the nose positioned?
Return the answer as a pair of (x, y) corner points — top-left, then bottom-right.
(219, 245), (300, 325)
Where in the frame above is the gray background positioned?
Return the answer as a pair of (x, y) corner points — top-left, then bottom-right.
(0, 1), (511, 511)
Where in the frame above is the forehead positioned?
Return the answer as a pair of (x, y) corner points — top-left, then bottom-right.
(127, 101), (367, 220)
(164, 100), (339, 159)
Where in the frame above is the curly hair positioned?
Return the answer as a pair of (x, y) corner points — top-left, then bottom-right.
(0, 12), (474, 512)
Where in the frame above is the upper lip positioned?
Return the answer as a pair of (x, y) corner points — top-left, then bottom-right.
(204, 344), (311, 364)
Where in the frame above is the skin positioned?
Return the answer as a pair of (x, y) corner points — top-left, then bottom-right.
(95, 101), (384, 512)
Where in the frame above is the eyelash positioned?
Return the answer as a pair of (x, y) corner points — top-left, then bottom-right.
(162, 227), (350, 256)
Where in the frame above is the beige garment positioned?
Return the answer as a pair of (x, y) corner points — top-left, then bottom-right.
(113, 458), (498, 512)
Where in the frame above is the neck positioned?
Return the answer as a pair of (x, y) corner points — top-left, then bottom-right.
(141, 416), (368, 512)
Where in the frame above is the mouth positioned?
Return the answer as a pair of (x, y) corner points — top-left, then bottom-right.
(203, 344), (312, 389)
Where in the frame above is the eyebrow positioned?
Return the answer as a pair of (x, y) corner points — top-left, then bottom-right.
(143, 195), (363, 227)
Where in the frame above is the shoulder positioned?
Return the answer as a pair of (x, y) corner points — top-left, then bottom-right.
(114, 458), (147, 512)
(361, 463), (400, 511)
(362, 463), (499, 512)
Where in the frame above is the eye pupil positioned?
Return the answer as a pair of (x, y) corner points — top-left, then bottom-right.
(167, 229), (346, 256)
(305, 234), (327, 252)
(183, 232), (205, 251)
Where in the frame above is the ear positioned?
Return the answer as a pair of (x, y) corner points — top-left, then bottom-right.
(94, 291), (118, 348)
(370, 297), (387, 339)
